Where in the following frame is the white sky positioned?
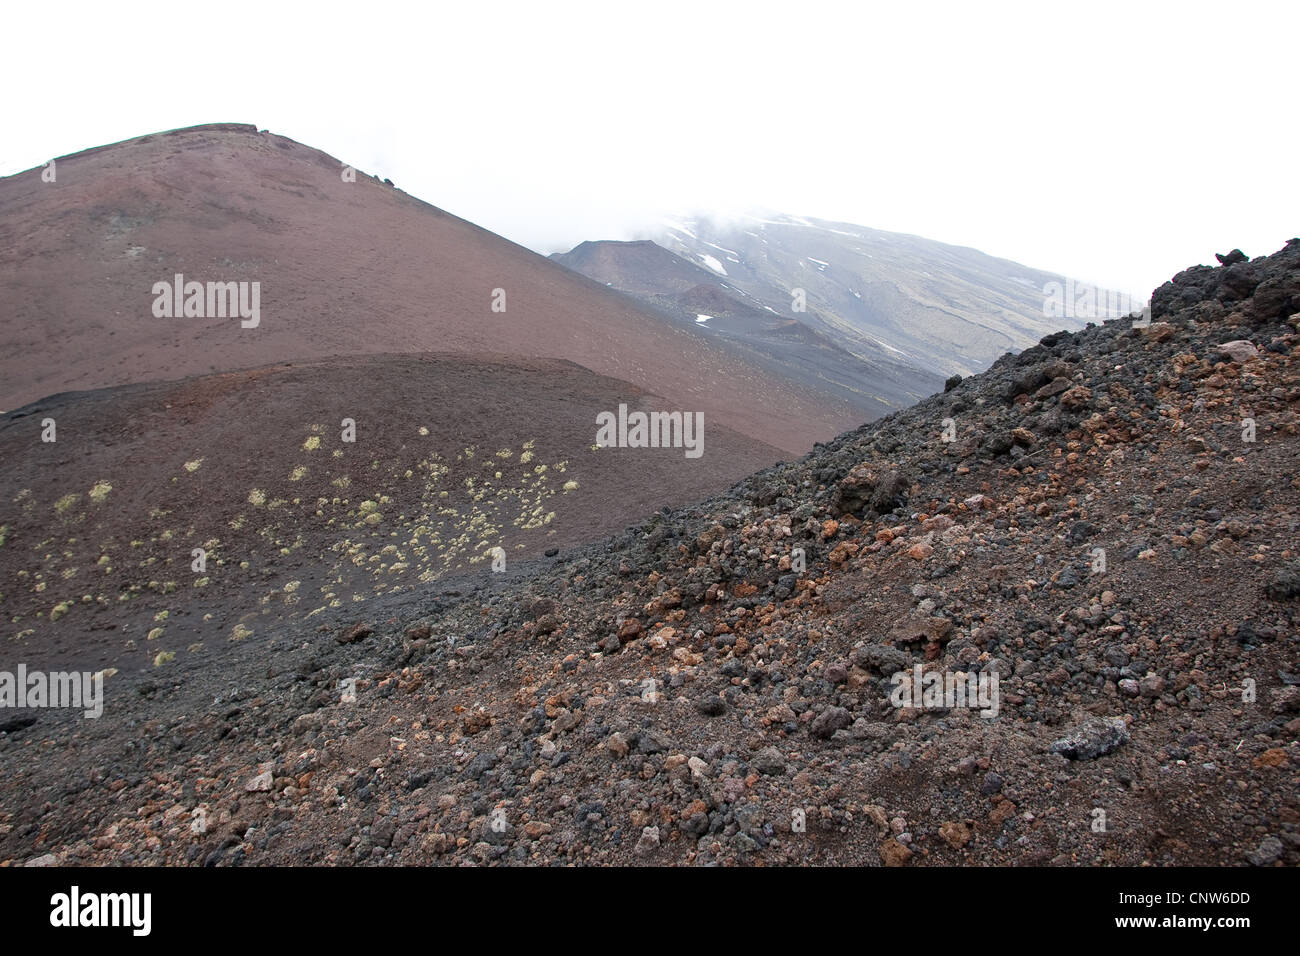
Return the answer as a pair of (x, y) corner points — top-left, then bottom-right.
(3, 0), (1296, 297)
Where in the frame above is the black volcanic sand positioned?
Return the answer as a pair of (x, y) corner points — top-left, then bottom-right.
(0, 352), (781, 682)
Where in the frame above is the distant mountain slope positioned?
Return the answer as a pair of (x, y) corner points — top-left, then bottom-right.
(0, 125), (865, 454)
(645, 212), (1108, 378)
(552, 239), (943, 417)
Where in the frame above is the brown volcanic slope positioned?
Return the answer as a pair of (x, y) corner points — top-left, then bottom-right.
(0, 352), (782, 678)
(0, 123), (865, 455)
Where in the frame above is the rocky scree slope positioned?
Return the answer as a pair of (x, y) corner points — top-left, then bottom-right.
(3, 243), (1299, 867)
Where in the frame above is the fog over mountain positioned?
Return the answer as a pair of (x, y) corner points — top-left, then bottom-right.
(3, 4), (1297, 297)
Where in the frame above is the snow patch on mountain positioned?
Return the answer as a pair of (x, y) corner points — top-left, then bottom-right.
(697, 253), (728, 276)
